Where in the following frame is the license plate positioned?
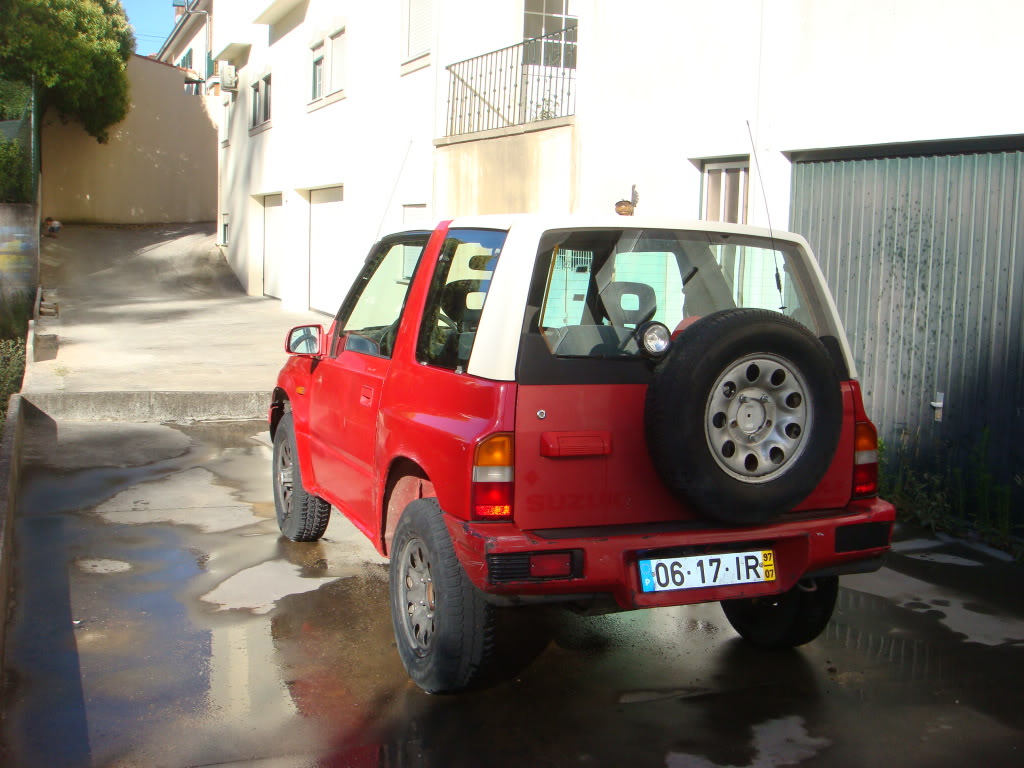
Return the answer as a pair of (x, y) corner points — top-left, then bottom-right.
(638, 549), (776, 593)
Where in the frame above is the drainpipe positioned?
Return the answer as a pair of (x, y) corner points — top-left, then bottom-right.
(184, 2), (212, 91)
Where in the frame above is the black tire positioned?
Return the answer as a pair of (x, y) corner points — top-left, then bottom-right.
(721, 576), (839, 648)
(272, 413), (331, 542)
(389, 498), (497, 694)
(645, 308), (842, 525)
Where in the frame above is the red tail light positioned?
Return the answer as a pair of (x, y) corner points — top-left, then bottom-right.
(853, 421), (879, 497)
(472, 482), (513, 519)
(472, 434), (513, 520)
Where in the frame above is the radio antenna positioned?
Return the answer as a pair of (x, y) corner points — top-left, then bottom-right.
(746, 120), (786, 310)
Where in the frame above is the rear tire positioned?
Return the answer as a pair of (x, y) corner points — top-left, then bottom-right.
(272, 413), (331, 542)
(389, 498), (497, 693)
(720, 576), (838, 648)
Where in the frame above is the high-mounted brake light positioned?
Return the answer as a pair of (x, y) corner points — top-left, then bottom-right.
(472, 434), (514, 519)
(853, 421), (879, 497)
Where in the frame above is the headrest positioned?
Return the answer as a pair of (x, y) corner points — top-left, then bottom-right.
(441, 279), (486, 325)
(600, 281), (657, 327)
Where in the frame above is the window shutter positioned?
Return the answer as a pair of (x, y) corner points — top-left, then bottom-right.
(406, 0), (431, 58)
(330, 32), (346, 93)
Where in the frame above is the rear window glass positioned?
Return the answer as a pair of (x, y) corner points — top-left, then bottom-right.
(534, 228), (820, 359)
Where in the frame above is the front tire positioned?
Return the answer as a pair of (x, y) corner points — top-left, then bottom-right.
(389, 498), (496, 693)
(721, 576), (839, 648)
(272, 413), (331, 542)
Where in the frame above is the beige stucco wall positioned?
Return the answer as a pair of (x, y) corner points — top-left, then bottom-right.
(434, 122), (576, 217)
(41, 55), (217, 224)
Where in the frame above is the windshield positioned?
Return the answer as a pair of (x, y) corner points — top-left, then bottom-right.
(534, 228), (822, 358)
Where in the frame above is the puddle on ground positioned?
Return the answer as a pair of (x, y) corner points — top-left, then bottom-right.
(6, 418), (1024, 767)
(844, 569), (1024, 646)
(95, 467), (263, 532)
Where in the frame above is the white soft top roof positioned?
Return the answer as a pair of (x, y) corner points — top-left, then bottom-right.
(444, 214), (812, 249)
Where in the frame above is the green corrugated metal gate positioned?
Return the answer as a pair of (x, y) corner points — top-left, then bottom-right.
(790, 149), (1024, 529)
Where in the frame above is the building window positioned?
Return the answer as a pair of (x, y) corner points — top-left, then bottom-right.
(311, 45), (324, 100)
(310, 29), (346, 103)
(702, 160), (749, 224)
(221, 213), (230, 245)
(403, 0), (431, 61)
(252, 74), (271, 127)
(523, 0), (577, 68)
(179, 48), (193, 70)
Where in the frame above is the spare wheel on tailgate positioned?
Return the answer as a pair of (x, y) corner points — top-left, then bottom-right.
(645, 308), (843, 525)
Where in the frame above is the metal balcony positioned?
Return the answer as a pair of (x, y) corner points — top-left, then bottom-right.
(445, 26), (577, 137)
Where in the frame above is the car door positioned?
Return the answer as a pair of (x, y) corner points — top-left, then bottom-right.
(307, 234), (427, 534)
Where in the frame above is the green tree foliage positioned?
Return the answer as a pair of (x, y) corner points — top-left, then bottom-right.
(0, 78), (30, 119)
(0, 0), (135, 142)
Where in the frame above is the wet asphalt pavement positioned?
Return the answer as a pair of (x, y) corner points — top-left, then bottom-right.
(2, 417), (1023, 768)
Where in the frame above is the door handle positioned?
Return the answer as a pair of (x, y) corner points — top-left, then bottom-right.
(360, 385), (373, 406)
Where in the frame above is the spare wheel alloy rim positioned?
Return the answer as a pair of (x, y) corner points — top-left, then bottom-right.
(398, 535), (436, 656)
(704, 352), (812, 483)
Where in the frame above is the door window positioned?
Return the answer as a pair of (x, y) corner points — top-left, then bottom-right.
(333, 237), (427, 358)
(416, 229), (507, 372)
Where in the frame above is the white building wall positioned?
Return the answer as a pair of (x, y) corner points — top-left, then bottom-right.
(212, 0), (1024, 309)
(217, 0), (438, 310)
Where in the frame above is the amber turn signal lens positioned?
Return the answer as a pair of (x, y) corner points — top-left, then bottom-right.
(475, 433), (514, 467)
(854, 422), (877, 453)
(853, 422), (879, 496)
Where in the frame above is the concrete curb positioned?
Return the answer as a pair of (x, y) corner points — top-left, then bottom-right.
(20, 391), (270, 422)
(0, 393), (26, 674)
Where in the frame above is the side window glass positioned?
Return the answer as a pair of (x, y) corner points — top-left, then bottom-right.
(334, 238), (426, 358)
(416, 229), (507, 372)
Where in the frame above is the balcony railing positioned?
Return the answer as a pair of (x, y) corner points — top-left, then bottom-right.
(445, 26), (577, 138)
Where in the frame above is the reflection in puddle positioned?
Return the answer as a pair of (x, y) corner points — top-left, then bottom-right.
(906, 552), (982, 567)
(666, 716), (830, 768)
(76, 558), (132, 574)
(201, 560), (340, 614)
(95, 467), (263, 532)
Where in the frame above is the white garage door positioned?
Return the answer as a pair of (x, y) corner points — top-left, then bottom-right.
(308, 186), (350, 314)
(262, 194), (284, 299)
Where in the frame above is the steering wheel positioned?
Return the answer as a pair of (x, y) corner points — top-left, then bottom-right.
(379, 318), (402, 357)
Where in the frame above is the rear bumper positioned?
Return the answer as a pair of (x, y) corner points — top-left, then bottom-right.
(445, 497), (896, 610)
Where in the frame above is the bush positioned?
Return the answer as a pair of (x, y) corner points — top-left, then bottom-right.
(879, 431), (1022, 555)
(0, 289), (31, 339)
(0, 288), (30, 425)
(0, 337), (24, 422)
(0, 135), (32, 203)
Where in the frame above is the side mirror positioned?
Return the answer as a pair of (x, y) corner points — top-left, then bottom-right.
(286, 325), (325, 356)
